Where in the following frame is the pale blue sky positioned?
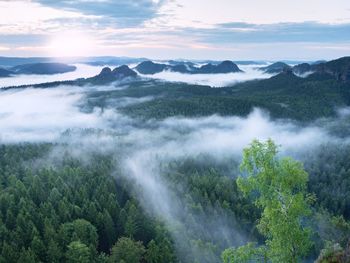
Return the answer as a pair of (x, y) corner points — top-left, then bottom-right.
(0, 0), (350, 60)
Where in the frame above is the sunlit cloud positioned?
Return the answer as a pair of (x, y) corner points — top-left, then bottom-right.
(33, 0), (167, 27)
(0, 1), (93, 34)
(0, 45), (9, 51)
(46, 31), (96, 57)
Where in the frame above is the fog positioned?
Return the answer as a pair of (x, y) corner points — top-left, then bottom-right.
(0, 64), (104, 88)
(0, 83), (337, 152)
(0, 82), (346, 261)
(0, 86), (113, 142)
(139, 65), (273, 87)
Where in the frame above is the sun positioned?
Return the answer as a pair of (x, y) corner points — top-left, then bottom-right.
(47, 32), (94, 57)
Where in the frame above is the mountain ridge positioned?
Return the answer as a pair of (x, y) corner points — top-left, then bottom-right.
(0, 62), (77, 77)
(135, 60), (242, 75)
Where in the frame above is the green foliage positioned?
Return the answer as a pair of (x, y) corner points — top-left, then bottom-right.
(315, 242), (350, 263)
(59, 219), (98, 251)
(66, 241), (92, 263)
(145, 240), (160, 263)
(313, 209), (350, 254)
(17, 248), (37, 263)
(222, 242), (267, 263)
(305, 144), (350, 219)
(223, 140), (314, 263)
(109, 237), (145, 263)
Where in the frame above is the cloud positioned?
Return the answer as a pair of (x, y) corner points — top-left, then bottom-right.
(0, 34), (47, 46)
(34, 0), (167, 27)
(0, 1), (89, 34)
(157, 0), (350, 26)
(0, 81), (157, 143)
(183, 22), (350, 44)
(0, 1), (85, 24)
(1, 1), (350, 59)
(0, 86), (107, 142)
(0, 0), (350, 60)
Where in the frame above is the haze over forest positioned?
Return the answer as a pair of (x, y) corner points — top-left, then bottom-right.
(0, 1), (350, 263)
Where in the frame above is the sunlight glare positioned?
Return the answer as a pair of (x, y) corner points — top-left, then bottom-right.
(48, 32), (94, 57)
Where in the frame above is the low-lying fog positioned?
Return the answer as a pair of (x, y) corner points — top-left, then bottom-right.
(0, 83), (338, 150)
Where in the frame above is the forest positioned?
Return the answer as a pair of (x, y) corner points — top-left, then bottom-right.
(0, 138), (350, 262)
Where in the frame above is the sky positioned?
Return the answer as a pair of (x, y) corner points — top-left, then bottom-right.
(0, 0), (350, 60)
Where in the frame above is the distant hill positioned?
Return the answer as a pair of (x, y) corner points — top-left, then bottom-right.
(292, 56), (350, 82)
(0, 68), (13, 77)
(0, 57), (52, 67)
(259, 62), (291, 74)
(313, 56), (350, 82)
(11, 63), (76, 75)
(0, 62), (77, 78)
(85, 65), (138, 84)
(197, 60), (242, 74)
(233, 61), (267, 65)
(135, 61), (167, 74)
(292, 63), (312, 75)
(112, 65), (138, 77)
(135, 60), (242, 74)
(312, 60), (327, 65)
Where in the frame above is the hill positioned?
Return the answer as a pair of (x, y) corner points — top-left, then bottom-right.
(196, 60), (242, 74)
(11, 63), (76, 75)
(0, 68), (12, 77)
(135, 60), (242, 74)
(293, 56), (350, 82)
(135, 61), (167, 74)
(259, 62), (291, 74)
(85, 65), (138, 84)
